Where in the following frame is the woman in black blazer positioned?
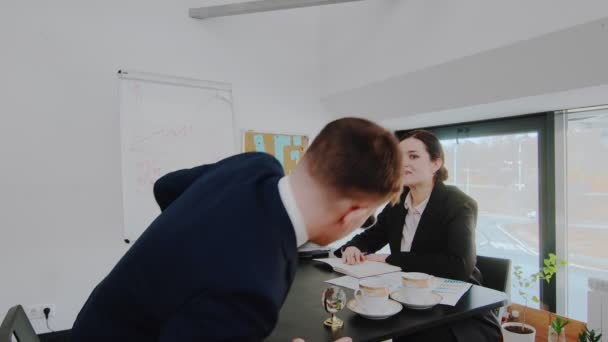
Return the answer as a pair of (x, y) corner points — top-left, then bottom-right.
(337, 130), (501, 342)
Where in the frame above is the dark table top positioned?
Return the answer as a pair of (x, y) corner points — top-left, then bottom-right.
(267, 259), (508, 342)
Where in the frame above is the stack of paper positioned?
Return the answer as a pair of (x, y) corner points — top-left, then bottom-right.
(314, 258), (401, 278)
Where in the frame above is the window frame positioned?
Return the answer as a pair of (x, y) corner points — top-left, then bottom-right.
(395, 112), (558, 311)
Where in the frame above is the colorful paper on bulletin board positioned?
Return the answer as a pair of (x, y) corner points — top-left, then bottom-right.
(243, 131), (309, 175)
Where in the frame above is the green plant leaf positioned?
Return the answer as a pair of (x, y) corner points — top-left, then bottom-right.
(512, 253), (566, 311)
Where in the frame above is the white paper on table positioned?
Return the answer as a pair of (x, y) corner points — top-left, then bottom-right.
(325, 272), (472, 306)
(325, 272), (402, 291)
(313, 258), (401, 278)
(432, 278), (472, 306)
(325, 275), (361, 290)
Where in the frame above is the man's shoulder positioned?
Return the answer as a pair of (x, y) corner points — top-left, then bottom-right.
(221, 152), (283, 172)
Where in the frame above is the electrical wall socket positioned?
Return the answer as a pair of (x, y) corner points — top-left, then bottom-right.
(24, 304), (55, 320)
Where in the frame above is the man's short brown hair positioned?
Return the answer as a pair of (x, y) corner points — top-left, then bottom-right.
(303, 117), (403, 204)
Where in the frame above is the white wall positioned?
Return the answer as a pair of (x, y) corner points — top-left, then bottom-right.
(323, 16), (608, 122)
(318, 0), (608, 125)
(381, 84), (608, 130)
(0, 0), (329, 333)
(320, 0), (608, 97)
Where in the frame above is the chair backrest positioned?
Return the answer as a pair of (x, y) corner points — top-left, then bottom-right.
(476, 255), (511, 294)
(0, 305), (40, 342)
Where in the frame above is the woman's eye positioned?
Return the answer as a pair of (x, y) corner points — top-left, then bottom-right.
(410, 155), (418, 160)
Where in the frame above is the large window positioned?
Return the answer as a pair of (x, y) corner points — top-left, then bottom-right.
(335, 111), (608, 316)
(563, 110), (608, 321)
(402, 113), (558, 310)
(441, 133), (540, 306)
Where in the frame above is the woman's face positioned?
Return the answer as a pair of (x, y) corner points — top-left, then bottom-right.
(399, 137), (442, 187)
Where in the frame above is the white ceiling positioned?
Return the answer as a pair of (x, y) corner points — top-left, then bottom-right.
(317, 0), (608, 127)
(185, 0), (608, 128)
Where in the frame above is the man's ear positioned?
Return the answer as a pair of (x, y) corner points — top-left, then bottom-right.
(312, 204), (373, 246)
(341, 206), (371, 231)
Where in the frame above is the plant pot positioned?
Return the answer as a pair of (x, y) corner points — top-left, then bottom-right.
(501, 322), (536, 342)
(548, 326), (566, 342)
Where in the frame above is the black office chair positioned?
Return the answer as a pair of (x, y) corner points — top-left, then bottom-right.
(476, 255), (511, 320)
(0, 305), (40, 342)
(476, 255), (511, 293)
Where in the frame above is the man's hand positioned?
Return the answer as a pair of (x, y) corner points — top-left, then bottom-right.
(342, 246), (365, 265)
(364, 253), (389, 263)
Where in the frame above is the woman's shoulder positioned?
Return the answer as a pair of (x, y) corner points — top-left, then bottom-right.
(437, 183), (477, 207)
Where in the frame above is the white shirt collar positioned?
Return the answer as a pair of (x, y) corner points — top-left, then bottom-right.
(278, 176), (308, 247)
(404, 192), (430, 215)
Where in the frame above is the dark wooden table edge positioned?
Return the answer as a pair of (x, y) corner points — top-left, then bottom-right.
(360, 297), (509, 342)
(269, 260), (509, 342)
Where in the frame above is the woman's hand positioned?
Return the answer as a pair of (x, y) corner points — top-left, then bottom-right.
(342, 246), (365, 265)
(364, 253), (389, 263)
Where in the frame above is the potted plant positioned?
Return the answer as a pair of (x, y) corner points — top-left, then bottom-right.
(502, 253), (567, 342)
(502, 265), (537, 342)
(548, 316), (569, 342)
(578, 325), (602, 342)
(545, 253), (569, 342)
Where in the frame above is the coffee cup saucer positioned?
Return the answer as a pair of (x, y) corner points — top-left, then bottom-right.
(346, 298), (402, 320)
(390, 289), (442, 310)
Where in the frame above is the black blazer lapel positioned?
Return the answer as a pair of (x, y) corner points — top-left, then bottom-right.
(410, 182), (447, 252)
(388, 190), (408, 253)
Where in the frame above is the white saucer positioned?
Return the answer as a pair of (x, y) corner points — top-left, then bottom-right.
(390, 290), (442, 310)
(346, 299), (402, 320)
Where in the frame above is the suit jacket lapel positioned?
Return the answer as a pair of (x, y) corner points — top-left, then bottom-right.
(410, 182), (446, 251)
(388, 189), (408, 252)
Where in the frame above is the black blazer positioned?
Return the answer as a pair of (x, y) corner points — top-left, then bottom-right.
(71, 153), (298, 342)
(338, 182), (502, 341)
(338, 181), (482, 285)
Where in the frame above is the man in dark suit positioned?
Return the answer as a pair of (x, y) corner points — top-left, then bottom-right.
(70, 118), (404, 341)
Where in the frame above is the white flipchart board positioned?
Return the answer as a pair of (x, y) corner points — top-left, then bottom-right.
(118, 71), (236, 243)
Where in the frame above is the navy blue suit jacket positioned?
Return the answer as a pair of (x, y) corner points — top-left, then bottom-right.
(71, 153), (298, 341)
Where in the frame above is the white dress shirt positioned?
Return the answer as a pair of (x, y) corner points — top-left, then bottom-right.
(278, 176), (308, 247)
(400, 193), (430, 252)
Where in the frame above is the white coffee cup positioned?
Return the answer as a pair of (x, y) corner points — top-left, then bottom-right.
(401, 273), (434, 304)
(354, 278), (389, 313)
(402, 272), (434, 288)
